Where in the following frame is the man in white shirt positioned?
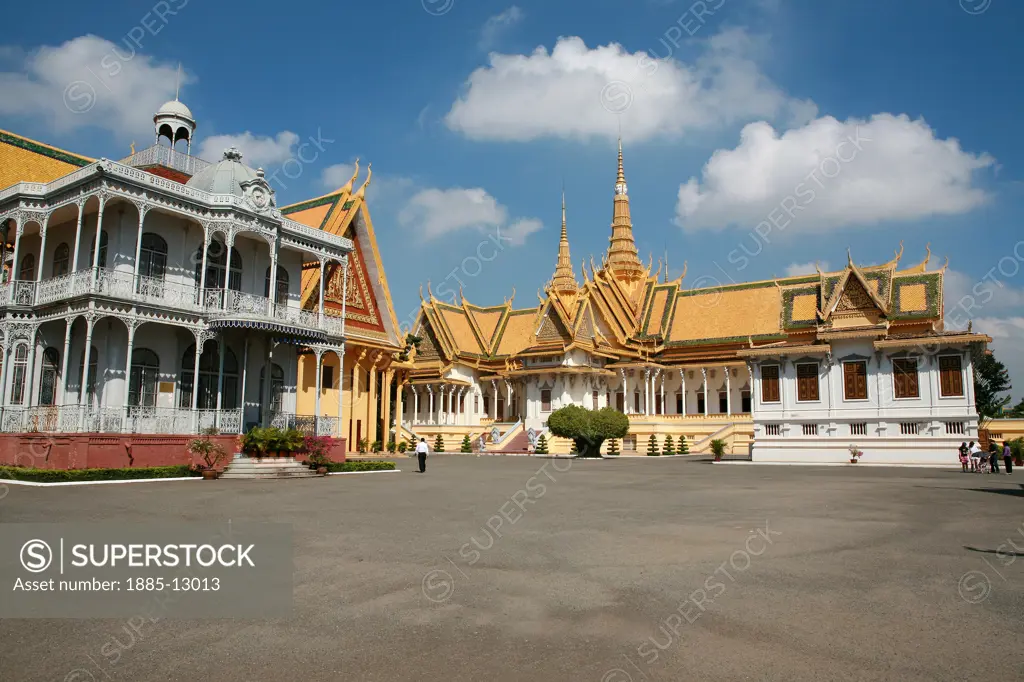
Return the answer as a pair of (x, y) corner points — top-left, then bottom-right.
(415, 437), (429, 473)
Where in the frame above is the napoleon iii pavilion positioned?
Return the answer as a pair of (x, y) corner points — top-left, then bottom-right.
(0, 98), (352, 444)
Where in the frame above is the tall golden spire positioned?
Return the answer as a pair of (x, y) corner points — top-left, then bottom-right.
(550, 187), (578, 294)
(606, 138), (644, 280)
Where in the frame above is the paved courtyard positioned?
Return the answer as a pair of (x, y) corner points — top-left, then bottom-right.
(2, 456), (1023, 681)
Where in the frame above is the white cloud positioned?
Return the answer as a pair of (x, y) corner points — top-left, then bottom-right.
(196, 131), (299, 168)
(785, 261), (830, 277)
(973, 317), (1024, 400)
(446, 28), (814, 142)
(676, 114), (995, 231)
(944, 268), (1024, 325)
(398, 187), (541, 245)
(0, 35), (187, 141)
(479, 6), (524, 50)
(321, 163), (357, 191)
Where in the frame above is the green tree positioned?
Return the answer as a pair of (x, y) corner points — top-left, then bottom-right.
(534, 434), (549, 454)
(547, 405), (629, 458)
(606, 438), (619, 456)
(662, 434), (675, 456)
(647, 434), (660, 456)
(460, 434), (472, 453)
(433, 434), (445, 452)
(973, 346), (1012, 420)
(678, 434), (689, 454)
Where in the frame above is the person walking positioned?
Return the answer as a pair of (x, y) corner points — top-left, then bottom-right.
(1004, 441), (1013, 475)
(958, 442), (970, 473)
(990, 442), (1001, 474)
(969, 441), (982, 472)
(415, 437), (429, 473)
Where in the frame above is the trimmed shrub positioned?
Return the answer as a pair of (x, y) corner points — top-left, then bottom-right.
(371, 440), (382, 453)
(535, 434), (549, 454)
(662, 435), (675, 456)
(460, 435), (473, 453)
(606, 438), (619, 456)
(325, 461), (396, 473)
(0, 465), (197, 483)
(433, 434), (445, 452)
(710, 438), (727, 461)
(647, 434), (660, 456)
(547, 405), (629, 457)
(386, 440), (397, 453)
(678, 434), (689, 454)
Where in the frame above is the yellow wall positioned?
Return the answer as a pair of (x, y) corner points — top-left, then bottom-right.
(296, 347), (386, 450)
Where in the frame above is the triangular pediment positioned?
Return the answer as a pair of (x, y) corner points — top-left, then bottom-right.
(536, 306), (573, 344)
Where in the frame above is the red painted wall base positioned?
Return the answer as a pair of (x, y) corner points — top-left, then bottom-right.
(0, 434), (347, 471)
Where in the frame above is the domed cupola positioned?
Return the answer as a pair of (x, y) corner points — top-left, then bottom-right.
(154, 97), (196, 154)
(185, 147), (277, 214)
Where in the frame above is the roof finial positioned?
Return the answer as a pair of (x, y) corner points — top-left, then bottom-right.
(354, 163), (373, 198)
(340, 158), (360, 194)
(616, 136), (626, 187)
(847, 248), (854, 267)
(175, 62), (181, 101)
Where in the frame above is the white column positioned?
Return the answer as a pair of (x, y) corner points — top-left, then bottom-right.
(24, 336), (37, 407)
(314, 349), (323, 426)
(726, 366), (732, 416)
(680, 369), (686, 416)
(216, 335), (226, 412)
(491, 380), (498, 419)
(659, 372), (665, 416)
(239, 336), (249, 434)
(60, 319), (73, 405)
(412, 386), (420, 426)
(427, 385), (434, 425)
(702, 367), (708, 417)
(131, 205), (147, 292)
(90, 197), (107, 286)
(0, 343), (10, 409)
(621, 369), (629, 414)
(198, 229), (209, 304)
(222, 236), (233, 310)
(71, 202), (84, 272)
(318, 259), (326, 327)
(268, 240), (280, 307)
(36, 213), (50, 284)
(76, 319), (94, 431)
(190, 336), (203, 416)
(336, 344), (346, 438)
(121, 322), (136, 432)
(9, 217), (21, 287)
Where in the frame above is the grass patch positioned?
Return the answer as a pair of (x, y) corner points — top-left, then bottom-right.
(325, 461), (396, 473)
(0, 465), (199, 483)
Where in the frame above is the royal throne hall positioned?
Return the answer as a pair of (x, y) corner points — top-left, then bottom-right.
(403, 142), (990, 464)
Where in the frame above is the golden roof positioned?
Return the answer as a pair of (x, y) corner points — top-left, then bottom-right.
(0, 129), (93, 191)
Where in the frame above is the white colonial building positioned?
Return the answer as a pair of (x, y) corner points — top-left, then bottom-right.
(0, 99), (350, 436)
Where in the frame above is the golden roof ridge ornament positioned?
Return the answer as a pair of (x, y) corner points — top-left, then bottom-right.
(550, 187), (578, 294)
(606, 138), (644, 281)
(354, 163), (372, 198)
(427, 279), (434, 301)
(340, 158), (360, 194)
(419, 284), (424, 302)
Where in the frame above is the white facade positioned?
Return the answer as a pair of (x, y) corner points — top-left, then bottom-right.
(747, 339), (979, 465)
(0, 145), (351, 436)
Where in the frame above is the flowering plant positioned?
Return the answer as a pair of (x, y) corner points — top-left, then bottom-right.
(304, 435), (336, 468)
(848, 444), (864, 460)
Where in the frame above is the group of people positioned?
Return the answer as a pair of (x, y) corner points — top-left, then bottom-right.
(958, 441), (1014, 474)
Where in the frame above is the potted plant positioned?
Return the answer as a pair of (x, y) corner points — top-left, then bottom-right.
(188, 430), (227, 480)
(357, 438), (369, 454)
(848, 444), (863, 464)
(710, 438), (727, 462)
(304, 435), (335, 476)
(241, 427), (270, 461)
(283, 428), (305, 458)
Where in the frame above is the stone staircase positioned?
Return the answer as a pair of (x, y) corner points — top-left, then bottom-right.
(220, 454), (319, 480)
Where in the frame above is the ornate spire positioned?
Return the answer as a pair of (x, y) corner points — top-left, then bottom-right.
(606, 138), (644, 280)
(550, 188), (578, 294)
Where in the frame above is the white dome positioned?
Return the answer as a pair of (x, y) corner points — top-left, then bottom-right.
(155, 99), (194, 122)
(185, 148), (258, 197)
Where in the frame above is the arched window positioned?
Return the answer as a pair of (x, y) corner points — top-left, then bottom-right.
(139, 233), (168, 280)
(194, 241), (242, 291)
(88, 231), (108, 268)
(39, 347), (60, 406)
(264, 266), (289, 303)
(128, 349), (160, 408)
(52, 243), (70, 277)
(19, 254), (35, 281)
(77, 346), (98, 406)
(179, 343), (239, 409)
(10, 344), (29, 405)
(259, 364), (285, 420)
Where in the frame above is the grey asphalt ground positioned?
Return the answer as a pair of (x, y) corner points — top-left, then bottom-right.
(2, 456), (1023, 682)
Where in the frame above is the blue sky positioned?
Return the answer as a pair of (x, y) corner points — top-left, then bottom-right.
(3, 0), (1024, 398)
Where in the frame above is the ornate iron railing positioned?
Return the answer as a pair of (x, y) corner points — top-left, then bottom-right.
(119, 144), (213, 177)
(0, 405), (245, 435)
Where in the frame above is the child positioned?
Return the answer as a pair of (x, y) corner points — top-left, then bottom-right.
(969, 441), (982, 472)
(958, 442), (969, 473)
